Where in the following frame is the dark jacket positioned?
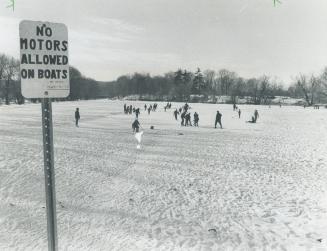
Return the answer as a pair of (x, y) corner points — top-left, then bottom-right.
(75, 111), (80, 119)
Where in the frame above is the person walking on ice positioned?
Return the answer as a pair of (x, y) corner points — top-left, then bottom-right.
(135, 108), (140, 118)
(215, 111), (222, 129)
(75, 108), (80, 127)
(238, 109), (241, 119)
(254, 109), (259, 122)
(174, 109), (179, 120)
(132, 118), (141, 133)
(194, 112), (199, 126)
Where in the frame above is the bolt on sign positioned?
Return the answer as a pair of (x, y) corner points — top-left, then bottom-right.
(19, 20), (69, 98)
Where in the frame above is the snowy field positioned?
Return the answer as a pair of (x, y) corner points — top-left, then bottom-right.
(1, 100), (327, 251)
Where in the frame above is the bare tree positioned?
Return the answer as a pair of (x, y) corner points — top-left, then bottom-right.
(296, 74), (319, 106)
(258, 75), (270, 104)
(3, 57), (20, 105)
(203, 69), (217, 102)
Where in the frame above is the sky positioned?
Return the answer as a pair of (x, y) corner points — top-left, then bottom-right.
(1, 0), (327, 85)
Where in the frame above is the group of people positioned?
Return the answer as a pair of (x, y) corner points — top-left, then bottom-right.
(144, 103), (158, 114)
(247, 109), (259, 123)
(174, 103), (200, 127)
(164, 102), (172, 111)
(74, 102), (260, 131)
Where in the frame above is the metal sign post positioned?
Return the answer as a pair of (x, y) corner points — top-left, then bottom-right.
(19, 20), (69, 251)
(41, 98), (57, 251)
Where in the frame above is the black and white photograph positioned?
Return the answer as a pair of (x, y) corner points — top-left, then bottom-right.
(1, 0), (327, 250)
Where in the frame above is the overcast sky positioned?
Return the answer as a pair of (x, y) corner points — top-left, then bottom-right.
(1, 0), (327, 85)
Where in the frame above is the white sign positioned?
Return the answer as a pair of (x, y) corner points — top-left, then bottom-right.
(19, 20), (69, 98)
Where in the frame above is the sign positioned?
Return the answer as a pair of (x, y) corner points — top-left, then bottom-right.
(19, 20), (69, 98)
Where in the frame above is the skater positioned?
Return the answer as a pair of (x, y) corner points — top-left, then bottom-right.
(194, 112), (199, 126)
(215, 111), (222, 129)
(247, 116), (256, 123)
(147, 106), (151, 115)
(254, 109), (259, 122)
(75, 108), (80, 127)
(144, 104), (147, 111)
(238, 109), (241, 119)
(185, 112), (192, 126)
(174, 109), (179, 120)
(135, 108), (140, 118)
(184, 103), (189, 112)
(124, 104), (127, 114)
(129, 105), (132, 114)
(132, 118), (140, 133)
(181, 111), (186, 126)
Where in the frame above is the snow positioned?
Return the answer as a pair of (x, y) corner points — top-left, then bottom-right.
(1, 100), (327, 250)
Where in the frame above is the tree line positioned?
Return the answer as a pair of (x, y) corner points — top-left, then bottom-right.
(0, 53), (100, 104)
(1, 52), (327, 105)
(104, 68), (327, 105)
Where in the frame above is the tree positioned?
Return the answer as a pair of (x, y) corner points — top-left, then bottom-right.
(258, 75), (270, 104)
(217, 69), (236, 95)
(3, 56), (19, 105)
(191, 68), (205, 95)
(295, 74), (319, 106)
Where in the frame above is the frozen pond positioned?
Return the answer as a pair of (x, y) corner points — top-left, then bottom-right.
(0, 100), (327, 250)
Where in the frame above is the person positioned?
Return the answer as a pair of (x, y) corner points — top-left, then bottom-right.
(238, 109), (241, 119)
(124, 104), (127, 114)
(144, 104), (147, 111)
(181, 111), (186, 126)
(148, 106), (151, 115)
(194, 112), (199, 126)
(247, 116), (256, 123)
(135, 108), (140, 118)
(132, 118), (140, 133)
(185, 113), (192, 126)
(254, 109), (259, 122)
(174, 109), (179, 120)
(75, 108), (80, 127)
(184, 103), (189, 112)
(129, 105), (132, 114)
(215, 111), (222, 129)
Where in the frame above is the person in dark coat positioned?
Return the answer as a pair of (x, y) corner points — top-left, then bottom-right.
(194, 112), (199, 126)
(174, 109), (179, 120)
(215, 111), (222, 129)
(75, 108), (80, 127)
(185, 112), (192, 126)
(132, 118), (140, 133)
(254, 109), (259, 122)
(238, 109), (241, 119)
(181, 111), (186, 126)
(135, 108), (140, 118)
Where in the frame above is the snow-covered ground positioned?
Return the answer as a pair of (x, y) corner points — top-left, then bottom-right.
(1, 100), (327, 251)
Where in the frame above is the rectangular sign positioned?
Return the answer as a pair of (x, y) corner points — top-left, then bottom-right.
(19, 20), (69, 98)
